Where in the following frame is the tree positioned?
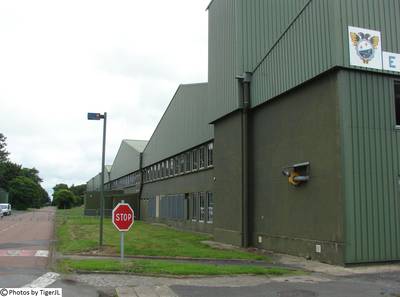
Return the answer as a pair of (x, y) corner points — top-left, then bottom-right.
(8, 176), (42, 210)
(40, 187), (51, 206)
(21, 167), (43, 183)
(53, 183), (69, 193)
(53, 189), (76, 209)
(70, 184), (86, 206)
(0, 161), (22, 191)
(0, 133), (9, 163)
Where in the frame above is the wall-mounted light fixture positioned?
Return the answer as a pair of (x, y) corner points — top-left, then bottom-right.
(282, 162), (310, 186)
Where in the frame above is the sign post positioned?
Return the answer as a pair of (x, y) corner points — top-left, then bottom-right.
(112, 200), (134, 262)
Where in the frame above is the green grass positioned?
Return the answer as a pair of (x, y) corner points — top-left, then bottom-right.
(56, 207), (266, 260)
(57, 259), (298, 276)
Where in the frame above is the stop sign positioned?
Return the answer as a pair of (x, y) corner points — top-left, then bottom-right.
(112, 202), (134, 231)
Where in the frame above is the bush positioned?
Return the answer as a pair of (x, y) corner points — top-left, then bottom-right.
(53, 189), (76, 209)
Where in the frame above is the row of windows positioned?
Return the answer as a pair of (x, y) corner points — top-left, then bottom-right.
(142, 142), (213, 183)
(106, 171), (141, 190)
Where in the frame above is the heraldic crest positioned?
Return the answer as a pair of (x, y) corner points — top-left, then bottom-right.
(350, 31), (380, 64)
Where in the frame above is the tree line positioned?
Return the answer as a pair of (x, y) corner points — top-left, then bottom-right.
(0, 133), (50, 209)
(52, 183), (85, 209)
(0, 133), (86, 210)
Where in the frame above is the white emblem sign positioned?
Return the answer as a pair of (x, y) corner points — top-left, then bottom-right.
(383, 52), (400, 73)
(348, 26), (382, 70)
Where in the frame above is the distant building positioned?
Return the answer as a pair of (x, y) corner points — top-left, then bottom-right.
(86, 0), (400, 265)
(0, 188), (9, 204)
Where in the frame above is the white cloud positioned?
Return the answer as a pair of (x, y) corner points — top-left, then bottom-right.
(0, 0), (209, 194)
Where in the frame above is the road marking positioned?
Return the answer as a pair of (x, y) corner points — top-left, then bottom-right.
(23, 272), (60, 288)
(0, 249), (49, 257)
(34, 250), (49, 257)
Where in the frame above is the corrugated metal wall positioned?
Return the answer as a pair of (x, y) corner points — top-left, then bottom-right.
(337, 0), (400, 68)
(208, 0), (400, 118)
(339, 70), (400, 263)
(142, 83), (213, 167)
(208, 0), (240, 122)
(249, 0), (336, 108)
(238, 0), (309, 72)
(110, 141), (141, 181)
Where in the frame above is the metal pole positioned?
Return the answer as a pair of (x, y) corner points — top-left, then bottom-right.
(120, 232), (124, 261)
(120, 199), (125, 262)
(100, 112), (107, 247)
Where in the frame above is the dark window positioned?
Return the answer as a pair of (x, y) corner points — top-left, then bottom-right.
(207, 143), (213, 167)
(180, 154), (185, 173)
(192, 192), (198, 220)
(185, 151), (192, 172)
(396, 82), (400, 126)
(174, 156), (179, 175)
(170, 158), (174, 176)
(207, 192), (213, 223)
(193, 149), (199, 170)
(199, 146), (205, 168)
(157, 163), (161, 179)
(199, 192), (205, 222)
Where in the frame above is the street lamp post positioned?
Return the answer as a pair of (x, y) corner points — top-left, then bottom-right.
(87, 112), (107, 247)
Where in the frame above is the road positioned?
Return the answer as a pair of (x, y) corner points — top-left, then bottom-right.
(2, 208), (400, 297)
(0, 207), (104, 296)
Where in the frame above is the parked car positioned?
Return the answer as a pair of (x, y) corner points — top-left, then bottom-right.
(0, 203), (11, 216)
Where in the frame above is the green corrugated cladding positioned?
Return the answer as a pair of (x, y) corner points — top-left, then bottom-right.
(337, 0), (400, 68)
(109, 140), (142, 181)
(142, 83), (213, 167)
(208, 0), (400, 120)
(208, 0), (239, 122)
(339, 70), (400, 263)
(249, 0), (336, 108)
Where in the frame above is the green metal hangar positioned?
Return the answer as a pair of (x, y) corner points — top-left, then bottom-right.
(85, 0), (400, 265)
(85, 140), (147, 217)
(207, 0), (400, 265)
(140, 83), (215, 234)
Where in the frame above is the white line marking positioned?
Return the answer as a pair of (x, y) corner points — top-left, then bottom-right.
(23, 272), (60, 288)
(34, 250), (49, 257)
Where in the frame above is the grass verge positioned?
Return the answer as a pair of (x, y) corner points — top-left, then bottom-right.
(58, 259), (299, 277)
(56, 207), (266, 260)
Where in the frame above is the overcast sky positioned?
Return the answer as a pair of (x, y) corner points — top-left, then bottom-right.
(0, 0), (209, 195)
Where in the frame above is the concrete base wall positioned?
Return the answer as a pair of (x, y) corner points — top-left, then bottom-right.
(213, 111), (244, 246)
(249, 72), (345, 265)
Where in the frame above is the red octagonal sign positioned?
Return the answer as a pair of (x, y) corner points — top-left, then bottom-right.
(112, 203), (134, 232)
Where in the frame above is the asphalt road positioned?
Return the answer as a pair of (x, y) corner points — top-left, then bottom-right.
(0, 207), (104, 296)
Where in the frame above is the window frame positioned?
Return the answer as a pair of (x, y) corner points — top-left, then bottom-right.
(395, 81), (400, 127)
(191, 192), (198, 221)
(207, 143), (214, 167)
(206, 192), (214, 224)
(199, 192), (205, 222)
(199, 146), (205, 169)
(192, 149), (199, 171)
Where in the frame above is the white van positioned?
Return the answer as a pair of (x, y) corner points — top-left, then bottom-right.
(0, 204), (11, 216)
